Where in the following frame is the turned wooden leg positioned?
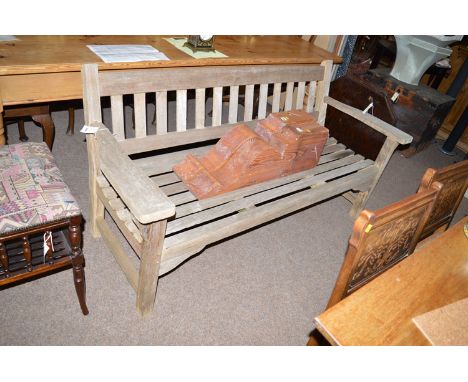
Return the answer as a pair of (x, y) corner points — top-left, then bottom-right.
(69, 215), (89, 315)
(0, 102), (5, 146)
(136, 220), (167, 317)
(0, 242), (9, 278)
(18, 119), (29, 142)
(32, 113), (55, 150)
(66, 107), (75, 135)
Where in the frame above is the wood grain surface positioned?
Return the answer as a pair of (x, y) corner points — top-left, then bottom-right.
(0, 36), (340, 106)
(314, 216), (468, 345)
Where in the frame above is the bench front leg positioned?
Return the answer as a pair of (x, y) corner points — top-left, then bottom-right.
(136, 219), (167, 317)
(86, 134), (105, 238)
(350, 137), (399, 218)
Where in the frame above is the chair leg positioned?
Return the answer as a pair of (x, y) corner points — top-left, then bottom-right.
(66, 107), (75, 135)
(307, 328), (330, 346)
(69, 215), (89, 315)
(32, 113), (55, 150)
(18, 119), (29, 142)
(0, 103), (5, 146)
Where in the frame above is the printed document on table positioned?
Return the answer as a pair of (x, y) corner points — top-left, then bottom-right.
(0, 35), (18, 41)
(87, 45), (170, 63)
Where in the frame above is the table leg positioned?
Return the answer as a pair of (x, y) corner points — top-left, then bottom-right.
(18, 119), (29, 142)
(32, 113), (55, 150)
(0, 102), (5, 146)
(66, 106), (75, 135)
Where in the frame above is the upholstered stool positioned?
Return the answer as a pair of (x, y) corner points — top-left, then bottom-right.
(0, 142), (88, 315)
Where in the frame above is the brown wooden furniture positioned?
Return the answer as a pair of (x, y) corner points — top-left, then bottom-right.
(438, 79), (468, 153)
(417, 160), (468, 240)
(0, 35), (341, 145)
(307, 185), (440, 345)
(326, 70), (455, 158)
(0, 141), (88, 315)
(2, 103), (55, 149)
(81, 59), (412, 317)
(0, 215), (88, 315)
(313, 215), (468, 345)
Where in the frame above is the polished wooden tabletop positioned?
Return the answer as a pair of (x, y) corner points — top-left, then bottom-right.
(0, 35), (341, 107)
(0, 35), (341, 76)
(314, 216), (468, 346)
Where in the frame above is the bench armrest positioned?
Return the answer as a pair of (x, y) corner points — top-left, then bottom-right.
(95, 126), (175, 224)
(324, 96), (413, 145)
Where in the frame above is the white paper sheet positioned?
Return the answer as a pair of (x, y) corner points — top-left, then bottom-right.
(0, 35), (18, 41)
(87, 45), (169, 63)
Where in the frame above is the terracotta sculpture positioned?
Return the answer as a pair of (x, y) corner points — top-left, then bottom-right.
(173, 110), (329, 199)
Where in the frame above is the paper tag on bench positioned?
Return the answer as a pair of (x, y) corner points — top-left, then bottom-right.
(80, 125), (100, 134)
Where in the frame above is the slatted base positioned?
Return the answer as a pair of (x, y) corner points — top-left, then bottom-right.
(0, 230), (71, 282)
(96, 136), (376, 279)
(131, 137), (376, 275)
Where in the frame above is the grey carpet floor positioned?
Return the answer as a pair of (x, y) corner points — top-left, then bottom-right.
(1, 103), (467, 345)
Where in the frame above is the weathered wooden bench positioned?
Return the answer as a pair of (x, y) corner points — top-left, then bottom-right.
(81, 60), (412, 316)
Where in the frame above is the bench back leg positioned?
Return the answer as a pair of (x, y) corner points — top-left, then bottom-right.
(350, 138), (399, 218)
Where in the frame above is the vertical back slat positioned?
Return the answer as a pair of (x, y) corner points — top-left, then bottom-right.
(284, 82), (294, 111)
(272, 83), (282, 113)
(134, 93), (146, 138)
(212, 86), (223, 127)
(243, 84), (255, 121)
(258, 83), (268, 119)
(306, 81), (317, 113)
(176, 89), (187, 132)
(110, 95), (125, 140)
(296, 81), (306, 110)
(195, 88), (206, 129)
(228, 85), (239, 124)
(156, 91), (167, 135)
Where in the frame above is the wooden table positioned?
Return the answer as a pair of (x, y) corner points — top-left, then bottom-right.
(0, 35), (341, 144)
(314, 216), (468, 345)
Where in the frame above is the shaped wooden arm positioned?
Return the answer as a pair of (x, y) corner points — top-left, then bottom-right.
(324, 96), (413, 145)
(95, 125), (175, 224)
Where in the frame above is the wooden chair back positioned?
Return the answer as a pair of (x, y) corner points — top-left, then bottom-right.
(417, 159), (468, 240)
(82, 61), (333, 153)
(326, 184), (441, 309)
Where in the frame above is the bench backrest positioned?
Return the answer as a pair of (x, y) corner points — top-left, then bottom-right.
(82, 61), (333, 154)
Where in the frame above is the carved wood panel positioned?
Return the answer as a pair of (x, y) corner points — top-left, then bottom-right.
(347, 205), (426, 293)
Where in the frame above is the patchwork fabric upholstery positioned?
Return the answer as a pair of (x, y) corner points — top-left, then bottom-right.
(0, 142), (81, 234)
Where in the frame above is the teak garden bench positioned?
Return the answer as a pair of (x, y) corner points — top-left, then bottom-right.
(81, 60), (412, 316)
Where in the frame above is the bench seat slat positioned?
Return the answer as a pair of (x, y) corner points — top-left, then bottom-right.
(161, 145), (355, 208)
(167, 146), (357, 217)
(166, 157), (373, 235)
(159, 164), (377, 275)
